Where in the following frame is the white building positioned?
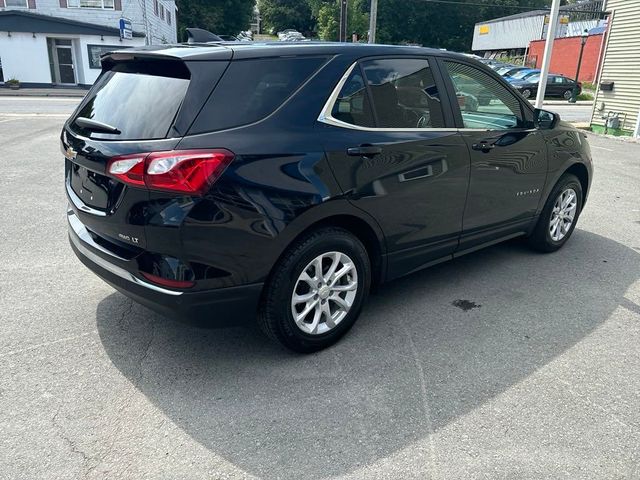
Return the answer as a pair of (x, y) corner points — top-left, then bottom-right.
(0, 0), (177, 87)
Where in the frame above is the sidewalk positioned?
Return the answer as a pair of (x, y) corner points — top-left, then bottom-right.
(0, 87), (87, 98)
(531, 99), (593, 106)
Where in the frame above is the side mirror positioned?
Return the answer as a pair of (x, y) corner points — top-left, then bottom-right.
(534, 108), (560, 130)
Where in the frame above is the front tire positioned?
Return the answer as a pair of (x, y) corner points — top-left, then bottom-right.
(258, 227), (371, 353)
(528, 174), (583, 253)
(563, 89), (573, 100)
(521, 88), (532, 99)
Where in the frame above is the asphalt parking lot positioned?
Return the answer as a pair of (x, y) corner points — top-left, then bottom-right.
(1, 97), (639, 480)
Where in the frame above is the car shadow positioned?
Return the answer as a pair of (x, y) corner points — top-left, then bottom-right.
(96, 230), (639, 479)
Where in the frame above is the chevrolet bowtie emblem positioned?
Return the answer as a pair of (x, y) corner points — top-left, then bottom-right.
(64, 145), (77, 161)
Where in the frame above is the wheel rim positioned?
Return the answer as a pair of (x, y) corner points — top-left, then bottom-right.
(522, 89), (531, 98)
(549, 188), (577, 242)
(564, 90), (572, 100)
(291, 251), (358, 335)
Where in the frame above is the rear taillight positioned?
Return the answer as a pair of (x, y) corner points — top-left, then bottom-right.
(107, 149), (234, 195)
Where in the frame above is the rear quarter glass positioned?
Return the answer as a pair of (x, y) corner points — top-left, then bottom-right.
(70, 60), (190, 141)
(189, 56), (329, 134)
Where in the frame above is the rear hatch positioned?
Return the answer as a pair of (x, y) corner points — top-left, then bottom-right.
(63, 49), (229, 251)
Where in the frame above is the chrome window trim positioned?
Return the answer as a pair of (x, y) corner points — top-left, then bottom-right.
(317, 61), (462, 133)
(317, 60), (534, 134)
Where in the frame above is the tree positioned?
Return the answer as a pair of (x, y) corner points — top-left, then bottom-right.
(259, 0), (314, 34)
(311, 0), (369, 41)
(376, 0), (552, 52)
(176, 0), (254, 41)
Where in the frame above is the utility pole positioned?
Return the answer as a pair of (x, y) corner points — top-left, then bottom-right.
(339, 0), (348, 42)
(535, 0), (561, 108)
(369, 0), (378, 43)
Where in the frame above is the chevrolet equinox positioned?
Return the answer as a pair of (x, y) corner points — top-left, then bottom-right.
(64, 42), (593, 352)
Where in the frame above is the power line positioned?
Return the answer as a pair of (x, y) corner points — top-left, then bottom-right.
(407, 0), (562, 11)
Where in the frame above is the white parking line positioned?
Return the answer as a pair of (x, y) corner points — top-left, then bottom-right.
(0, 113), (70, 117)
(0, 96), (81, 102)
(592, 145), (614, 151)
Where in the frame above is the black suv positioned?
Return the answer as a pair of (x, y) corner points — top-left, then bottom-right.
(64, 42), (592, 352)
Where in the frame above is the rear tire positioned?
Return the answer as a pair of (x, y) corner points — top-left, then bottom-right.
(521, 88), (532, 99)
(258, 227), (371, 353)
(527, 174), (583, 253)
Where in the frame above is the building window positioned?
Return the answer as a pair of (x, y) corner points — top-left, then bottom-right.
(67, 0), (115, 9)
(166, 10), (171, 25)
(154, 0), (158, 15)
(160, 5), (165, 20)
(6, 0), (29, 6)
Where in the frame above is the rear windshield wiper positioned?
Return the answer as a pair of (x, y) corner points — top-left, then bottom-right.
(74, 117), (121, 135)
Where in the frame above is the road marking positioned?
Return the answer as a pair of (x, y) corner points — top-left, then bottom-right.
(0, 332), (94, 358)
(0, 96), (81, 102)
(592, 146), (614, 151)
(0, 113), (70, 118)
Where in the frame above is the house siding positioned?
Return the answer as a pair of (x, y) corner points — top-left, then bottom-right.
(0, 0), (177, 43)
(590, 0), (640, 135)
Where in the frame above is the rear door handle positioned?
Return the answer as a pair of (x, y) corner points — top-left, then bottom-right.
(347, 145), (382, 158)
(472, 141), (495, 153)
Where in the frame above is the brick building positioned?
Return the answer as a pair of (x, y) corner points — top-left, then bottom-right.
(527, 33), (605, 83)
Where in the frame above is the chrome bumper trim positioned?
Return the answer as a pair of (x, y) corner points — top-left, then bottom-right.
(67, 210), (183, 297)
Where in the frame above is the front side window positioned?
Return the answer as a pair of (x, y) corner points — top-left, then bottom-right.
(443, 61), (524, 130)
(5, 0), (28, 6)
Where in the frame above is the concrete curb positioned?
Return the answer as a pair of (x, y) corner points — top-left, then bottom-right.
(0, 88), (86, 98)
(530, 100), (594, 106)
(583, 129), (639, 144)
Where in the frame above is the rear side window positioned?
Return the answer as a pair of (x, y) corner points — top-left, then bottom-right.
(73, 61), (190, 140)
(331, 67), (375, 128)
(190, 56), (327, 133)
(361, 58), (446, 128)
(327, 58), (446, 129)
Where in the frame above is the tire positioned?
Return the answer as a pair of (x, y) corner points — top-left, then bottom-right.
(527, 174), (583, 253)
(258, 227), (371, 353)
(521, 88), (532, 99)
(563, 89), (573, 100)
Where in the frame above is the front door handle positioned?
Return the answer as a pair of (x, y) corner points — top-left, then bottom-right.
(472, 141), (495, 153)
(347, 145), (382, 158)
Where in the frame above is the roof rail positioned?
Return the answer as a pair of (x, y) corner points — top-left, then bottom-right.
(186, 28), (223, 44)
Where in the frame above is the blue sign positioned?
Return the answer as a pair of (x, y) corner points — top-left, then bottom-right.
(119, 18), (132, 40)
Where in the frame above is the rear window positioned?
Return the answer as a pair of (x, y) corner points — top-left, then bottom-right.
(72, 61), (190, 140)
(190, 56), (327, 134)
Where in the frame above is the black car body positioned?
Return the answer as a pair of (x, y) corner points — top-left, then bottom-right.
(512, 74), (582, 100)
(64, 42), (593, 351)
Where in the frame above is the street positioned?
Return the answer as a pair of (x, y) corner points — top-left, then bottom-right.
(0, 96), (595, 124)
(1, 98), (639, 480)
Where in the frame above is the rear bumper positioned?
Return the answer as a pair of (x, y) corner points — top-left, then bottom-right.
(68, 210), (263, 327)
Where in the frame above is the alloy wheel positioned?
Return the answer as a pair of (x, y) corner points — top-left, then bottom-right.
(291, 251), (358, 335)
(549, 188), (577, 242)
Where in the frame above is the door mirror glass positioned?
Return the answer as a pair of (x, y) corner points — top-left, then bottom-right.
(534, 108), (559, 130)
